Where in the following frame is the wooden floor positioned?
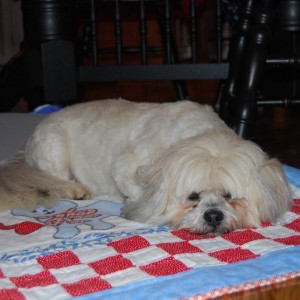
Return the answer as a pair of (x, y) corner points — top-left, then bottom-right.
(253, 105), (300, 169)
(218, 275), (300, 300)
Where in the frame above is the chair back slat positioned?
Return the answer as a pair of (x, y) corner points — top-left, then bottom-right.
(216, 0), (222, 62)
(90, 0), (98, 66)
(163, 0), (172, 64)
(189, 0), (197, 63)
(84, 0), (228, 66)
(139, 0), (148, 64)
(115, 0), (123, 65)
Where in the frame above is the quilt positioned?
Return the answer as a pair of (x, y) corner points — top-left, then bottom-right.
(1, 165), (300, 300)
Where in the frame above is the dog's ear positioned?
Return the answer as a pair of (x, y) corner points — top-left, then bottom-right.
(135, 165), (148, 186)
(257, 158), (292, 220)
(122, 160), (171, 224)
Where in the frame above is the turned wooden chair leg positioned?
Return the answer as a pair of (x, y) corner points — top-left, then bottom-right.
(231, 0), (274, 138)
(219, 0), (275, 138)
(219, 0), (256, 125)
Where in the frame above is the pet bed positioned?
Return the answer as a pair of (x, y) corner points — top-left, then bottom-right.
(0, 114), (300, 300)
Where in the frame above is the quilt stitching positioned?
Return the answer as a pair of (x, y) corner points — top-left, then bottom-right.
(0, 199), (300, 299)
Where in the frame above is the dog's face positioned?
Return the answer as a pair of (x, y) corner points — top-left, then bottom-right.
(122, 131), (292, 234)
(171, 190), (251, 235)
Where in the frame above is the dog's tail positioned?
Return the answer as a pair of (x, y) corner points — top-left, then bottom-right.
(0, 151), (75, 211)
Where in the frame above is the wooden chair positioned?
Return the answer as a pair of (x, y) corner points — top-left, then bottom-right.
(219, 0), (300, 138)
(0, 0), (229, 111)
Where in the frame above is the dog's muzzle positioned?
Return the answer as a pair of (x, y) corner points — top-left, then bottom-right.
(204, 209), (224, 228)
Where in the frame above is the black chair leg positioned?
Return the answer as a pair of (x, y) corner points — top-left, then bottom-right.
(219, 0), (256, 125)
(219, 0), (274, 139)
(0, 0), (78, 112)
(231, 0), (274, 138)
(0, 48), (44, 112)
(173, 80), (188, 100)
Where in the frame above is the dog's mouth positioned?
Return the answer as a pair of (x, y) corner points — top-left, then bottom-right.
(185, 225), (226, 236)
(195, 223), (228, 235)
(204, 224), (230, 235)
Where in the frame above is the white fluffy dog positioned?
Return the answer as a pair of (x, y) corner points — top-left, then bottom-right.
(0, 99), (292, 234)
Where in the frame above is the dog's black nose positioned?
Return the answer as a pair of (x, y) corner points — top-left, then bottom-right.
(204, 209), (224, 227)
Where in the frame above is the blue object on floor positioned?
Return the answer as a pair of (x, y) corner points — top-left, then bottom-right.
(32, 104), (62, 114)
(284, 165), (300, 188)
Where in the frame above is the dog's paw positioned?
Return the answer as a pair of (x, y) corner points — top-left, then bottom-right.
(66, 183), (92, 200)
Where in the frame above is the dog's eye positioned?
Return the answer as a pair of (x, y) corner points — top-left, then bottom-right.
(187, 192), (201, 201)
(223, 192), (232, 201)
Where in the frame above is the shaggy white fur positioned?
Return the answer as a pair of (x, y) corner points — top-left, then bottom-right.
(0, 99), (292, 234)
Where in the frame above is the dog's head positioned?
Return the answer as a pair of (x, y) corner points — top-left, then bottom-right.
(122, 131), (292, 234)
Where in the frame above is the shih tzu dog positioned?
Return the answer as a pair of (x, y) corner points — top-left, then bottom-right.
(0, 99), (292, 234)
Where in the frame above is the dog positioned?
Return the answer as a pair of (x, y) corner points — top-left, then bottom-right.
(0, 99), (292, 234)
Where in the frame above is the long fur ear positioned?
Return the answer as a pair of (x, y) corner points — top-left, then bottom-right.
(256, 158), (292, 221)
(121, 157), (172, 225)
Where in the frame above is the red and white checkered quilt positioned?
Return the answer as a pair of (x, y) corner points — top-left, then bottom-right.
(1, 194), (300, 299)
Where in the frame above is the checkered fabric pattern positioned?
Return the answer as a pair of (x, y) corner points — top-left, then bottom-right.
(0, 199), (300, 300)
